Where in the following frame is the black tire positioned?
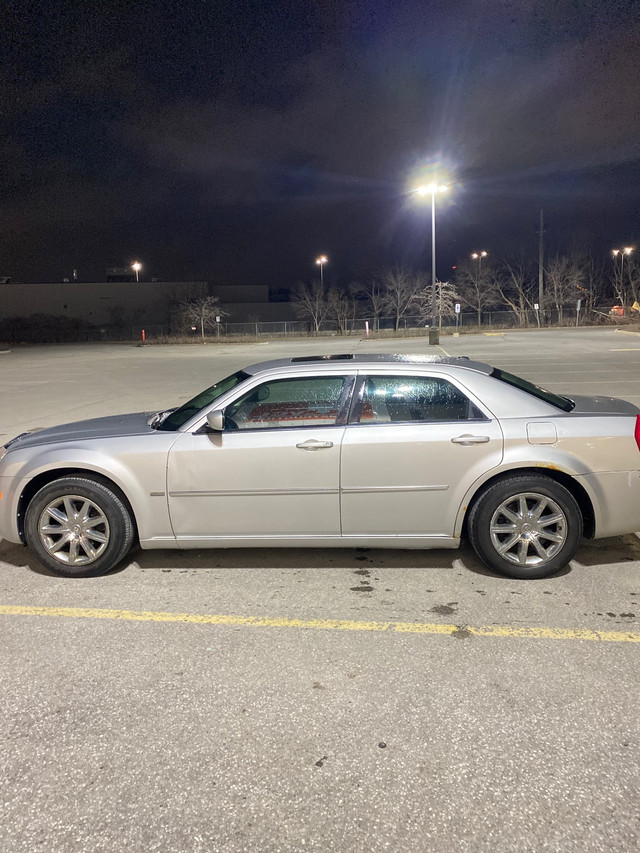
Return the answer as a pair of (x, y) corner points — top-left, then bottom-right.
(467, 475), (583, 580)
(24, 476), (135, 578)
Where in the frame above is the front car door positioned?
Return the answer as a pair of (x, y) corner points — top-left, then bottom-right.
(340, 371), (504, 540)
(167, 372), (354, 543)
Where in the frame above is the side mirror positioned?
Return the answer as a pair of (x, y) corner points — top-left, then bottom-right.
(206, 410), (225, 432)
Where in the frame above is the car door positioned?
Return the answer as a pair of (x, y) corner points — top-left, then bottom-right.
(340, 372), (504, 538)
(167, 373), (353, 541)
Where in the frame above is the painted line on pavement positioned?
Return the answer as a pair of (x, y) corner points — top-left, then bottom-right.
(1, 605), (639, 643)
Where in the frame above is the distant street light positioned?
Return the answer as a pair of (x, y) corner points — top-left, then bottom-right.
(471, 251), (488, 276)
(612, 247), (633, 286)
(414, 183), (448, 345)
(132, 261), (142, 282)
(315, 255), (328, 287)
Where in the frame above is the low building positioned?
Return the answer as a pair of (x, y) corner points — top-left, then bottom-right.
(0, 280), (296, 328)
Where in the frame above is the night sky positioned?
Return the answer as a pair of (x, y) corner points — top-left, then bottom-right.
(2, 0), (640, 287)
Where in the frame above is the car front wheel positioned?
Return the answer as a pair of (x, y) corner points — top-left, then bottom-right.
(467, 475), (583, 580)
(25, 476), (135, 578)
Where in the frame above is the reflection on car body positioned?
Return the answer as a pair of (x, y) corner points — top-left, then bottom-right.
(1, 353), (639, 580)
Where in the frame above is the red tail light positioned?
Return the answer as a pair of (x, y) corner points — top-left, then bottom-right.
(636, 415), (640, 453)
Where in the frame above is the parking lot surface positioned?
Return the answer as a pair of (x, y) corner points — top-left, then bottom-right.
(1, 328), (640, 853)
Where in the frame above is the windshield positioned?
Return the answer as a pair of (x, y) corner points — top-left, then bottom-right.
(491, 368), (574, 412)
(157, 370), (250, 431)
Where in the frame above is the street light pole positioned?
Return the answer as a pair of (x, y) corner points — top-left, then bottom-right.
(315, 255), (328, 287)
(431, 191), (436, 333)
(538, 209), (545, 316)
(621, 247), (633, 285)
(415, 183), (448, 345)
(612, 247), (634, 307)
(132, 261), (142, 282)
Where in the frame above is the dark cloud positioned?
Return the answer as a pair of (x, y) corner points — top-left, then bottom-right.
(1, 0), (639, 283)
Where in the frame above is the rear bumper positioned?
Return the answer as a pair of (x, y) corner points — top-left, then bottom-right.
(577, 470), (640, 538)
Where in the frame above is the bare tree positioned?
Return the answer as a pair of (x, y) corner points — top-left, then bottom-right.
(611, 253), (640, 311)
(353, 276), (386, 331)
(178, 296), (228, 341)
(627, 256), (640, 309)
(413, 279), (459, 324)
(326, 286), (359, 335)
(575, 253), (607, 318)
(544, 255), (584, 323)
(381, 266), (425, 330)
(291, 282), (329, 333)
(492, 259), (536, 327)
(455, 260), (500, 327)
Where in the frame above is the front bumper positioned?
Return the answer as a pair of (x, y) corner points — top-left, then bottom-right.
(0, 474), (23, 545)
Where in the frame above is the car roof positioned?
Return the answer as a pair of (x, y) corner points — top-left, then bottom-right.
(243, 353), (494, 376)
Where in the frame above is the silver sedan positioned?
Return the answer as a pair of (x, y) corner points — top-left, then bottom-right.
(1, 354), (639, 580)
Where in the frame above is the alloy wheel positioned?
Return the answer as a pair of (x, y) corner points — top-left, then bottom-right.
(38, 494), (110, 566)
(489, 491), (568, 567)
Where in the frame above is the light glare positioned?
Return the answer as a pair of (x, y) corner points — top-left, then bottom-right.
(414, 183), (448, 197)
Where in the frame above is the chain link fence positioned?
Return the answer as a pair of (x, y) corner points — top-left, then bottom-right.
(1, 307), (619, 344)
(220, 307), (606, 338)
(81, 307), (618, 341)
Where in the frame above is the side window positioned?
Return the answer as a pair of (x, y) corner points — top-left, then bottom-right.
(357, 375), (481, 423)
(225, 376), (350, 430)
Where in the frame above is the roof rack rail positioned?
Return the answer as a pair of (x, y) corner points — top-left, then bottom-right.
(290, 354), (355, 362)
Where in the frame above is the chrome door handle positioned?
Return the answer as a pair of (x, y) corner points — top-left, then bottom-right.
(296, 439), (334, 450)
(451, 434), (491, 445)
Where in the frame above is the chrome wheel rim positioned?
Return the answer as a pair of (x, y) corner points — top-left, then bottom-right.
(38, 494), (110, 566)
(489, 492), (568, 567)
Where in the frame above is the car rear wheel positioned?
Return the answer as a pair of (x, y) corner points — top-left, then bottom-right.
(25, 476), (135, 578)
(468, 475), (583, 579)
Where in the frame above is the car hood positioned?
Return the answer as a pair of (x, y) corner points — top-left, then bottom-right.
(567, 394), (640, 415)
(4, 412), (157, 451)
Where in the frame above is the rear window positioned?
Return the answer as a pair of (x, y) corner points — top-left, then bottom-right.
(491, 368), (574, 412)
(357, 375), (481, 423)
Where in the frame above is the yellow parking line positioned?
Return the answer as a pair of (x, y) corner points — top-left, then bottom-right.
(1, 604), (639, 643)
(610, 348), (640, 351)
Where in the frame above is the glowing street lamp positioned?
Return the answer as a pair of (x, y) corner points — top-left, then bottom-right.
(612, 247), (633, 282)
(414, 183), (449, 344)
(131, 261), (142, 282)
(471, 251), (488, 277)
(315, 255), (328, 286)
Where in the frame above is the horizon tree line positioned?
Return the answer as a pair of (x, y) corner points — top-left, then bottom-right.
(290, 251), (640, 333)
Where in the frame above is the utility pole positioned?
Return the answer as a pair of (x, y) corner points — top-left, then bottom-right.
(538, 209), (545, 312)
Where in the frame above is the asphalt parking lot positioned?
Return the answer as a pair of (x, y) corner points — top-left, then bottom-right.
(1, 328), (640, 853)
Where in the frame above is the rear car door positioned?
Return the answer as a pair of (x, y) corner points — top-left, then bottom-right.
(340, 372), (504, 538)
